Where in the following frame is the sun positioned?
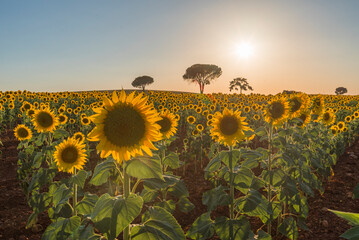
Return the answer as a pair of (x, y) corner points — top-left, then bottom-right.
(236, 42), (254, 59)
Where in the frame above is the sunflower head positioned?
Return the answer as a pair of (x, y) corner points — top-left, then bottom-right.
(73, 132), (86, 143)
(187, 116), (196, 124)
(32, 108), (59, 133)
(337, 121), (345, 130)
(58, 114), (68, 124)
(81, 117), (91, 125)
(320, 110), (336, 125)
(264, 98), (290, 126)
(14, 124), (32, 141)
(210, 108), (251, 147)
(297, 111), (311, 128)
(156, 109), (178, 139)
(288, 93), (309, 118)
(54, 137), (87, 174)
(311, 96), (325, 116)
(196, 124), (204, 132)
(87, 90), (161, 163)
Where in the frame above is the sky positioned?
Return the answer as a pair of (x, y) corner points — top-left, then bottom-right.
(1, 0), (359, 95)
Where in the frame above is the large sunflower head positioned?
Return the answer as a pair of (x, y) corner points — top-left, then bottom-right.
(320, 110), (336, 125)
(288, 93), (309, 118)
(311, 96), (325, 116)
(210, 108), (251, 147)
(14, 124), (32, 141)
(54, 137), (87, 174)
(87, 90), (162, 163)
(297, 111), (311, 128)
(264, 98), (290, 126)
(156, 109), (178, 139)
(32, 108), (59, 133)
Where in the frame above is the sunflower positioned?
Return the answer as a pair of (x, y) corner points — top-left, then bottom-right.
(14, 124), (32, 141)
(54, 137), (87, 174)
(187, 116), (196, 124)
(73, 132), (86, 143)
(264, 98), (290, 126)
(192, 129), (199, 136)
(243, 106), (250, 113)
(337, 121), (345, 131)
(196, 124), (204, 132)
(156, 109), (178, 139)
(330, 125), (338, 135)
(288, 93), (309, 118)
(253, 114), (260, 121)
(81, 116), (91, 125)
(210, 108), (251, 146)
(320, 111), (336, 125)
(58, 114), (68, 124)
(354, 111), (359, 119)
(87, 90), (162, 163)
(345, 116), (352, 122)
(297, 111), (311, 128)
(311, 96), (325, 116)
(32, 108), (59, 133)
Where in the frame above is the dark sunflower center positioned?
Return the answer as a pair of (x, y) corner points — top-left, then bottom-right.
(157, 117), (171, 133)
(323, 113), (330, 121)
(103, 105), (146, 147)
(338, 123), (343, 129)
(270, 102), (285, 119)
(75, 134), (83, 142)
(220, 116), (239, 136)
(61, 146), (79, 164)
(83, 118), (89, 124)
(17, 128), (29, 138)
(290, 98), (301, 113)
(59, 116), (66, 122)
(37, 112), (54, 128)
(24, 104), (31, 110)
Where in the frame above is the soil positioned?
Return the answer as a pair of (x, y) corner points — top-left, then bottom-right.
(1, 127), (359, 240)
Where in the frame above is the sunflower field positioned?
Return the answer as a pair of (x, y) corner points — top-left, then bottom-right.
(3, 89), (359, 240)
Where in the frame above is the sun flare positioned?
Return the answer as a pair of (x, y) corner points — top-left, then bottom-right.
(236, 42), (254, 59)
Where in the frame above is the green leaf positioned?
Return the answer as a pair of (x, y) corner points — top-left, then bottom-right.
(131, 206), (185, 240)
(261, 168), (286, 187)
(53, 129), (70, 140)
(154, 200), (176, 214)
(256, 229), (272, 239)
(236, 190), (281, 224)
(329, 209), (359, 225)
(28, 168), (57, 192)
(178, 196), (195, 213)
(205, 153), (221, 173)
(163, 152), (181, 169)
(278, 216), (298, 240)
(42, 216), (81, 240)
(186, 212), (214, 240)
(89, 158), (117, 186)
(141, 188), (159, 203)
(91, 193), (143, 239)
(202, 185), (229, 212)
(76, 193), (99, 217)
(340, 226), (359, 240)
(32, 152), (44, 168)
(126, 155), (164, 180)
(53, 184), (72, 208)
(214, 216), (253, 240)
(168, 179), (189, 198)
(71, 170), (88, 189)
(226, 167), (255, 194)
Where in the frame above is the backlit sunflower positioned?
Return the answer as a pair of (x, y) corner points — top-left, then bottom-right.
(330, 125), (338, 135)
(88, 90), (162, 163)
(336, 121), (345, 131)
(320, 110), (336, 125)
(54, 137), (87, 174)
(58, 114), (68, 124)
(264, 98), (290, 126)
(297, 111), (311, 128)
(210, 108), (251, 146)
(311, 96), (325, 116)
(196, 124), (204, 132)
(156, 109), (178, 139)
(345, 116), (351, 122)
(14, 124), (32, 141)
(288, 93), (309, 118)
(81, 116), (91, 125)
(32, 108), (59, 133)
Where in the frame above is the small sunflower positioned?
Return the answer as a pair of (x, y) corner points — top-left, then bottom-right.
(54, 137), (87, 174)
(297, 111), (311, 128)
(14, 124), (32, 141)
(73, 132), (86, 143)
(330, 125), (338, 135)
(32, 108), (59, 133)
(156, 109), (178, 139)
(288, 93), (309, 118)
(196, 124), (204, 132)
(337, 121), (345, 131)
(88, 90), (162, 163)
(192, 129), (199, 136)
(253, 114), (260, 121)
(264, 98), (290, 126)
(345, 116), (351, 122)
(187, 116), (196, 124)
(81, 116), (91, 125)
(58, 114), (68, 124)
(210, 108), (251, 146)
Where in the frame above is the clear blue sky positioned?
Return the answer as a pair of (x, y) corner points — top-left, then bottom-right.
(1, 0), (359, 94)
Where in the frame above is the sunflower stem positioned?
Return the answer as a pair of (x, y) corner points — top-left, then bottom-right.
(267, 124), (273, 235)
(73, 168), (77, 216)
(228, 145), (234, 240)
(123, 161), (131, 240)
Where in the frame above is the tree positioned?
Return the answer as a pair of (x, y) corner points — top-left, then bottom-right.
(183, 64), (222, 94)
(132, 76), (154, 91)
(335, 87), (347, 95)
(229, 77), (253, 94)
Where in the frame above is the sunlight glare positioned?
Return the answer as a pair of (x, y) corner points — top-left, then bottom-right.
(236, 42), (254, 59)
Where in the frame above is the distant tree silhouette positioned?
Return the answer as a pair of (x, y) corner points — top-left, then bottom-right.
(229, 77), (253, 94)
(132, 76), (154, 91)
(335, 87), (347, 95)
(183, 64), (222, 94)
